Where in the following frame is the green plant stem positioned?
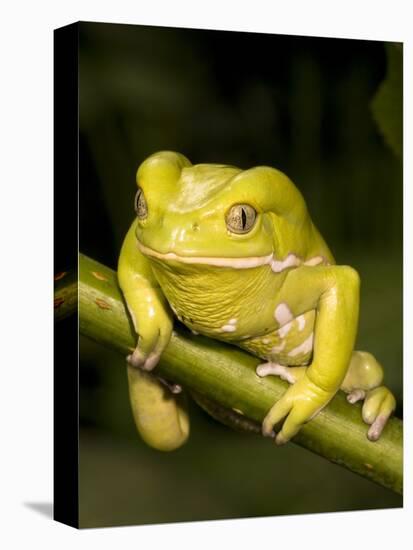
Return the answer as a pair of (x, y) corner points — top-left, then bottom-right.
(78, 253), (403, 495)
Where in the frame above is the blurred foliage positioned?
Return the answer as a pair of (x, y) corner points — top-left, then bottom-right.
(78, 22), (403, 527)
(371, 43), (403, 157)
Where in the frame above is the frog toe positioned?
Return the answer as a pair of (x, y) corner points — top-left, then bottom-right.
(127, 349), (146, 369)
(127, 349), (161, 371)
(362, 386), (396, 441)
(127, 323), (172, 372)
(346, 389), (366, 404)
(367, 414), (392, 442)
(158, 378), (182, 394)
(262, 397), (292, 438)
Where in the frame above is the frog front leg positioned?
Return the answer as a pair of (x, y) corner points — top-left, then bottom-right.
(119, 221), (174, 370)
(262, 265), (360, 445)
(118, 220), (189, 451)
(258, 351), (396, 441)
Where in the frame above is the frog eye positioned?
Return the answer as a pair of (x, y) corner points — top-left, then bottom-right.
(225, 204), (257, 234)
(134, 188), (148, 219)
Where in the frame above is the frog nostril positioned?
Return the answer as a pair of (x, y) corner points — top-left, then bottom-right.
(192, 222), (200, 232)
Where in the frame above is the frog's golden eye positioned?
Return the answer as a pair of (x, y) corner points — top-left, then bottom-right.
(225, 204), (257, 234)
(134, 188), (148, 219)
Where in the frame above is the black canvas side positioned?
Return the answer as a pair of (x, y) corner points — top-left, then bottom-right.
(53, 22), (79, 529)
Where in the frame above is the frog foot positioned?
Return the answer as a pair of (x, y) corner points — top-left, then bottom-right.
(256, 362), (296, 384)
(361, 386), (396, 442)
(261, 373), (333, 445)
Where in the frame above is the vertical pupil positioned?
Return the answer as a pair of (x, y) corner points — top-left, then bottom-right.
(241, 207), (247, 229)
(136, 190), (146, 218)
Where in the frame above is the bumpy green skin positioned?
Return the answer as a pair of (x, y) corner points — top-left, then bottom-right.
(118, 151), (396, 450)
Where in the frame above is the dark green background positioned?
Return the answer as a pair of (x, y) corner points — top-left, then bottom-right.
(78, 22), (402, 528)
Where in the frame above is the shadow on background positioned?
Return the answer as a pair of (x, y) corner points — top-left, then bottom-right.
(24, 502), (53, 520)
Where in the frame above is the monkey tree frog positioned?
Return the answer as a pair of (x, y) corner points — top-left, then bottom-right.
(118, 151), (396, 451)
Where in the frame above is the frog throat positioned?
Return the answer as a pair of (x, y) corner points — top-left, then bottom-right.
(136, 240), (325, 273)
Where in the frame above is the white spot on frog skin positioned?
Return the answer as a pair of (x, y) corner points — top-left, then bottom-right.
(271, 340), (286, 354)
(262, 338), (270, 344)
(288, 333), (314, 357)
(256, 363), (296, 384)
(278, 322), (292, 338)
(274, 303), (293, 325)
(304, 256), (324, 267)
(221, 318), (238, 332)
(270, 254), (301, 273)
(296, 314), (306, 331)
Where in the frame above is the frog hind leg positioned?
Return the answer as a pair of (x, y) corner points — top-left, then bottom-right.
(127, 366), (190, 451)
(341, 351), (396, 441)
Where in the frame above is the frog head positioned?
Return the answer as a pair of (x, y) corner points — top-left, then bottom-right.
(133, 151), (331, 271)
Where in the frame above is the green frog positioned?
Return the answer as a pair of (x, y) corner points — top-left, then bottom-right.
(118, 151), (395, 451)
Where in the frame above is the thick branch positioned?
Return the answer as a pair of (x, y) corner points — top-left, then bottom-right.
(78, 253), (403, 495)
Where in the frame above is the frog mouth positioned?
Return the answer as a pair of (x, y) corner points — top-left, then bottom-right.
(137, 240), (325, 272)
(137, 240), (273, 269)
